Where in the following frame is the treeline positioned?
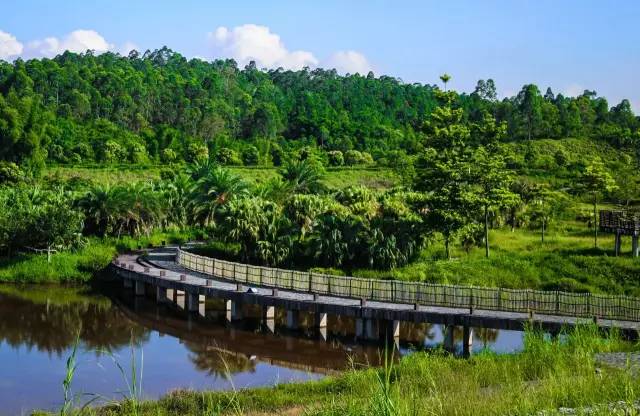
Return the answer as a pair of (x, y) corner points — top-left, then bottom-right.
(0, 47), (638, 172)
(0, 159), (425, 270)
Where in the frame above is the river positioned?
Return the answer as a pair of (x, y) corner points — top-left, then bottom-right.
(0, 283), (525, 415)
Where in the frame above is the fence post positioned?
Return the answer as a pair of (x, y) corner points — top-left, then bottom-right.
(469, 288), (474, 315)
(233, 263), (236, 282)
(308, 271), (313, 293)
(259, 267), (263, 286)
(555, 291), (560, 315)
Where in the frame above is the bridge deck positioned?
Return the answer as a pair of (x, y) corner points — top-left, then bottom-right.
(112, 248), (640, 336)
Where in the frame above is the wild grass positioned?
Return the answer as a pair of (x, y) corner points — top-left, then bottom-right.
(0, 240), (116, 283)
(353, 225), (640, 296)
(48, 325), (640, 416)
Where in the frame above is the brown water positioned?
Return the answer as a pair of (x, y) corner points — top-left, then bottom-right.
(0, 284), (525, 415)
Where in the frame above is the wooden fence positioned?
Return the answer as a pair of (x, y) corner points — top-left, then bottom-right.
(176, 248), (640, 322)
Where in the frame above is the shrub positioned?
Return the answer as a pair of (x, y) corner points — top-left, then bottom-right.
(327, 150), (344, 166)
(242, 145), (260, 166)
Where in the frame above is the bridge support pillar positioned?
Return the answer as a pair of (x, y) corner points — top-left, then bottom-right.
(443, 325), (455, 352)
(155, 286), (167, 302)
(382, 319), (400, 341)
(319, 326), (328, 341)
(315, 312), (328, 328)
(463, 326), (473, 358)
(123, 279), (133, 289)
(365, 319), (379, 341)
(187, 292), (199, 313)
(134, 281), (145, 296)
(632, 234), (639, 258)
(176, 291), (185, 310)
(615, 231), (622, 256)
(286, 310), (299, 330)
(225, 300), (242, 321)
(263, 305), (275, 320)
(355, 318), (364, 339)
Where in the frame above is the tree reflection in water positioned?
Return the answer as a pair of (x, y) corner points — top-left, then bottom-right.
(185, 341), (255, 378)
(0, 285), (149, 355)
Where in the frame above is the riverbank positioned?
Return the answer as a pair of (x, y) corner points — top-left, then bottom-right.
(49, 325), (639, 416)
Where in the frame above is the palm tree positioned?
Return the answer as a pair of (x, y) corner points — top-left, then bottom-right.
(77, 184), (119, 236)
(440, 73), (451, 91)
(190, 165), (249, 227)
(279, 159), (324, 194)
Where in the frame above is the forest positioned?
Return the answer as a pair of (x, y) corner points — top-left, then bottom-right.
(0, 47), (638, 172)
(1, 48), (639, 294)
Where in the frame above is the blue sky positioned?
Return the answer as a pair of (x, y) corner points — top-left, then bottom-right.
(1, 0), (639, 111)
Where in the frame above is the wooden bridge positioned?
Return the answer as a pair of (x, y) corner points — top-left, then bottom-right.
(599, 210), (640, 257)
(112, 247), (640, 357)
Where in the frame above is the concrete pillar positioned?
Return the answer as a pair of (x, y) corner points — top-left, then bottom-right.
(155, 286), (167, 302)
(286, 310), (299, 330)
(225, 300), (242, 321)
(187, 292), (199, 312)
(365, 319), (379, 340)
(263, 305), (275, 320)
(443, 325), (455, 352)
(264, 318), (275, 333)
(176, 293), (185, 310)
(632, 235), (639, 258)
(355, 318), (364, 338)
(319, 326), (328, 341)
(615, 231), (622, 256)
(315, 312), (328, 328)
(463, 326), (473, 357)
(383, 320), (400, 340)
(123, 279), (133, 289)
(134, 281), (145, 296)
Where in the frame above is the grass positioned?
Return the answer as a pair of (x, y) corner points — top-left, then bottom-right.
(352, 223), (640, 296)
(47, 324), (640, 416)
(0, 240), (116, 283)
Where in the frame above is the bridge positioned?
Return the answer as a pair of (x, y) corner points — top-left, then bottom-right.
(112, 247), (640, 357)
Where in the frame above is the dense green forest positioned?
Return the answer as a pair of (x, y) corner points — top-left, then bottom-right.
(1, 48), (640, 294)
(0, 47), (638, 172)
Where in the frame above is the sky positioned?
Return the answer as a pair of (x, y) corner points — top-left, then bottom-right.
(1, 0), (639, 111)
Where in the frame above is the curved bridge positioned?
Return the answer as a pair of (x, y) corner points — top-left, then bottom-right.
(112, 247), (640, 356)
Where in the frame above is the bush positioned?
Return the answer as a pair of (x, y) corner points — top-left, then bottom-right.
(327, 150), (344, 166)
(344, 150), (364, 166)
(242, 145), (260, 166)
(215, 147), (242, 165)
(0, 162), (25, 184)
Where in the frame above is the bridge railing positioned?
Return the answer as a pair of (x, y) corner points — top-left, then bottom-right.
(176, 248), (640, 322)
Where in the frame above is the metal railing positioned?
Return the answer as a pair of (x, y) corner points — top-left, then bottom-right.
(176, 248), (640, 322)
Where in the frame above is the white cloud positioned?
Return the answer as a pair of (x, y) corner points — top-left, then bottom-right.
(208, 24), (318, 70)
(0, 30), (23, 60)
(325, 50), (373, 75)
(119, 41), (139, 56)
(27, 29), (113, 57)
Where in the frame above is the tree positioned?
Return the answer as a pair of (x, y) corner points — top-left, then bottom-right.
(577, 159), (618, 248)
(190, 165), (248, 227)
(515, 84), (543, 140)
(414, 91), (476, 259)
(528, 188), (569, 243)
(470, 148), (519, 257)
(279, 159), (325, 194)
(439, 73), (451, 91)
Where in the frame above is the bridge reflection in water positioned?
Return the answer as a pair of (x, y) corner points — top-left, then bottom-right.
(0, 284), (521, 414)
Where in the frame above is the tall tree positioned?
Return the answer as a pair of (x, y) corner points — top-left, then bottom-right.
(577, 159), (618, 248)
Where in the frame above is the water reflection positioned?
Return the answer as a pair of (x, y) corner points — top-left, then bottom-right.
(0, 284), (525, 415)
